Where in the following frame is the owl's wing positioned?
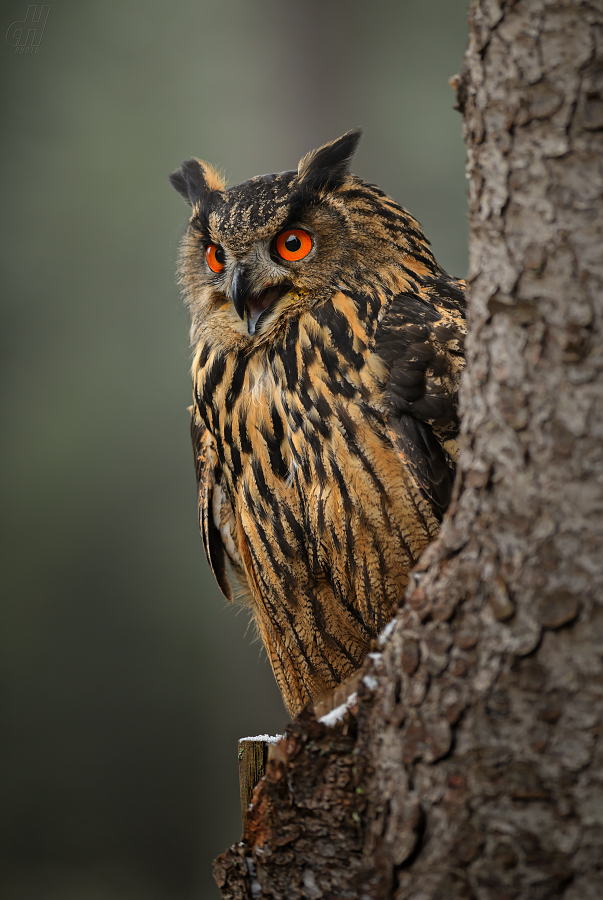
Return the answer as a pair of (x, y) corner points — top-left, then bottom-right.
(191, 408), (244, 603)
(375, 274), (467, 520)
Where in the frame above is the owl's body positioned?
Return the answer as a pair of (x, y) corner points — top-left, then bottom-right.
(171, 131), (466, 716)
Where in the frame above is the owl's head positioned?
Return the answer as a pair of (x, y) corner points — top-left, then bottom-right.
(170, 130), (438, 345)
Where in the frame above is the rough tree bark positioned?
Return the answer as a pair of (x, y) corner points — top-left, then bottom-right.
(213, 1), (603, 897)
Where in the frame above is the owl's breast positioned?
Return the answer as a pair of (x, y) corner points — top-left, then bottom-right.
(194, 295), (439, 617)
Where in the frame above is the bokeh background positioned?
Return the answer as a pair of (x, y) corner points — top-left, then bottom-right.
(1, 1), (469, 898)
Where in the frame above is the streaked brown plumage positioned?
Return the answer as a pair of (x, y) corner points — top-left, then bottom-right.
(170, 130), (466, 716)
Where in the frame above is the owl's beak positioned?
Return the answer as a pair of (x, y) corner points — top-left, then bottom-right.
(229, 265), (249, 324)
(230, 264), (292, 336)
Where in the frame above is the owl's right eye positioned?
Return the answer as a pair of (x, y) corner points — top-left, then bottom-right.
(206, 243), (225, 274)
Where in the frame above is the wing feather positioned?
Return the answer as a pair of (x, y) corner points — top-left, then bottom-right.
(191, 408), (239, 603)
(375, 275), (466, 519)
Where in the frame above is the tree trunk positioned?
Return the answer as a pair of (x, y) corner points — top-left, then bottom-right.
(213, 1), (603, 897)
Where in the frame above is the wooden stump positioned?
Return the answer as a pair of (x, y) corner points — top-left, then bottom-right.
(237, 737), (271, 829)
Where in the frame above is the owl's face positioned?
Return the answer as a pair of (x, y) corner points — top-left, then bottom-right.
(170, 130), (436, 347)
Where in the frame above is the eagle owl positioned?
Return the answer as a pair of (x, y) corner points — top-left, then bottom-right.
(170, 130), (466, 717)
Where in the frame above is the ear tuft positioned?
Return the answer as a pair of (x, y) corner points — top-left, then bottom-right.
(169, 158), (226, 205)
(199, 161), (227, 193)
(297, 128), (362, 187)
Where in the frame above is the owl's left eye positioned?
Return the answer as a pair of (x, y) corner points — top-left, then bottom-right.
(275, 229), (312, 262)
(206, 243), (225, 273)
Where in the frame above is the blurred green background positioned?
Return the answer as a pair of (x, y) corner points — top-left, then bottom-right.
(0, 1), (468, 898)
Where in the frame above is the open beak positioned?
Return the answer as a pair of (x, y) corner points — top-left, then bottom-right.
(229, 265), (293, 336)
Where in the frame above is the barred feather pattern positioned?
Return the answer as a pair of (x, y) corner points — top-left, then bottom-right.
(172, 131), (466, 715)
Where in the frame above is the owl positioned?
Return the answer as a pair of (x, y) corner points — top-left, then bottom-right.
(170, 130), (466, 717)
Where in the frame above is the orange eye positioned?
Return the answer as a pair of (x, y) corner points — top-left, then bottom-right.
(276, 229), (312, 261)
(206, 243), (225, 273)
